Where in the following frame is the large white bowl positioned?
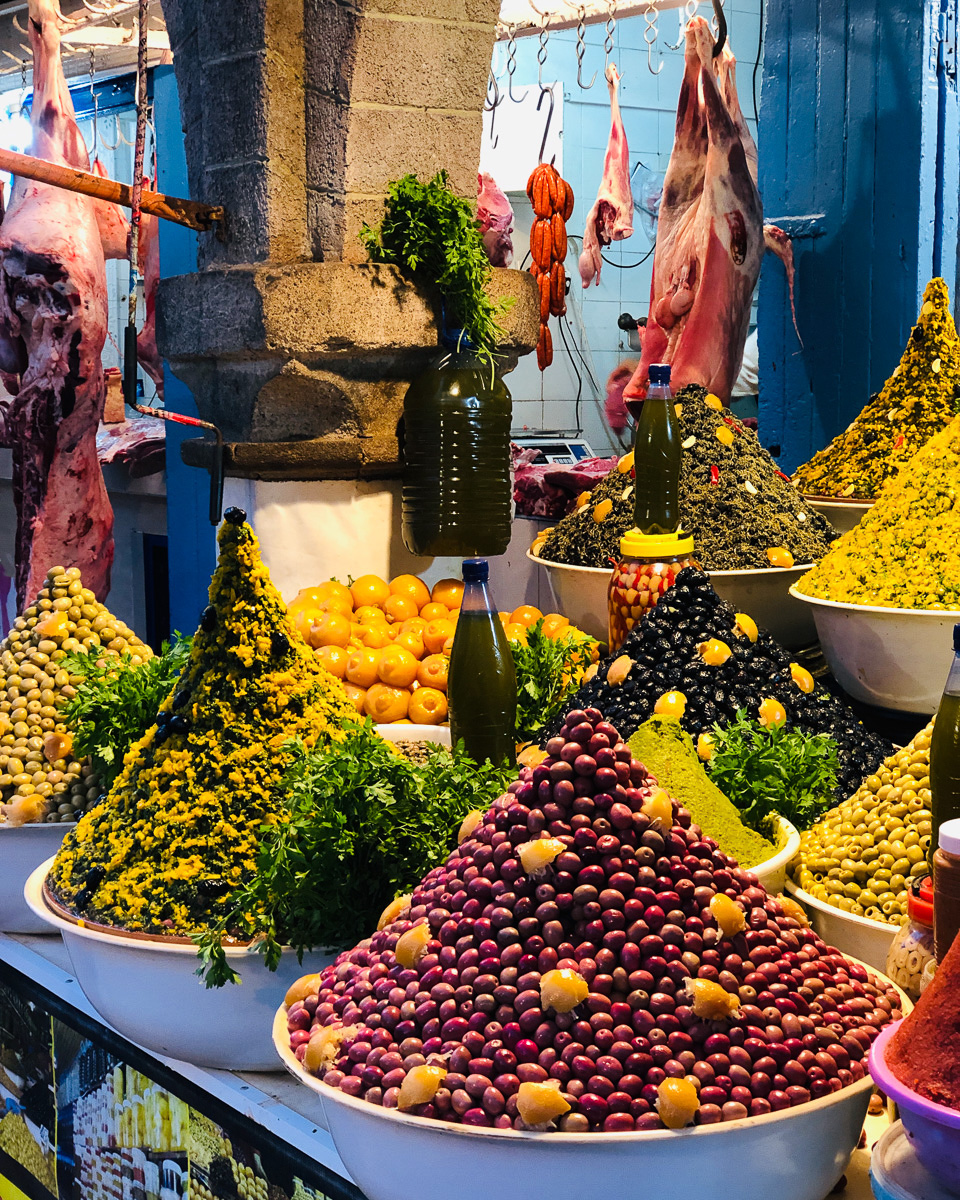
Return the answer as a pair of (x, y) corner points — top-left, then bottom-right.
(785, 879), (898, 971)
(271, 965), (902, 1200)
(24, 858), (336, 1070)
(0, 820), (74, 934)
(803, 496), (874, 534)
(789, 589), (960, 714)
(752, 815), (801, 894)
(528, 550), (815, 649)
(376, 724), (452, 747)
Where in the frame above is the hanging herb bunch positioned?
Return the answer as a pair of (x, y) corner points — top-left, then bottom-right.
(360, 171), (512, 363)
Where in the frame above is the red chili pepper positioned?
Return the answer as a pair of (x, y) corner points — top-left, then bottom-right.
(775, 469), (790, 482)
(894, 433), (905, 449)
(630, 467), (636, 479)
(710, 465), (720, 486)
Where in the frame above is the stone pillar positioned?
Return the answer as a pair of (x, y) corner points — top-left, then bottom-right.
(157, 0), (538, 480)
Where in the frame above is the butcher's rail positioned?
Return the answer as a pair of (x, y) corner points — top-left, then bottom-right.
(0, 146), (221, 232)
(498, 0), (698, 38)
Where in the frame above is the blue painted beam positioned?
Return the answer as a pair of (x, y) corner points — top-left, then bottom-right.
(153, 66), (217, 634)
(757, 0), (952, 472)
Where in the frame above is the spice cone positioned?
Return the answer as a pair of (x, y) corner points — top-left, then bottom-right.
(48, 510), (355, 934)
(0, 566), (151, 826)
(795, 277), (960, 500)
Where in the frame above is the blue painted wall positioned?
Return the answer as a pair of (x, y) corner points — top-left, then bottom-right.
(153, 66), (217, 634)
(758, 0), (960, 471)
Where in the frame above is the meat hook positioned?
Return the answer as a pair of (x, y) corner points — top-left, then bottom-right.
(643, 2), (663, 75)
(575, 8), (597, 89)
(485, 71), (501, 148)
(537, 84), (555, 165)
(665, 0), (699, 52)
(505, 24), (521, 102)
(711, 0), (727, 57)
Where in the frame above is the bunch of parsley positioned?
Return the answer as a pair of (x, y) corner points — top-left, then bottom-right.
(194, 721), (513, 987)
(706, 708), (839, 834)
(511, 618), (598, 744)
(360, 171), (511, 362)
(60, 636), (193, 790)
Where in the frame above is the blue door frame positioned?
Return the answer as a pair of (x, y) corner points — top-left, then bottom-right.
(757, 0), (960, 471)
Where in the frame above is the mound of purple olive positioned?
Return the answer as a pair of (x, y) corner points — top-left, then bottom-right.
(284, 706), (902, 1133)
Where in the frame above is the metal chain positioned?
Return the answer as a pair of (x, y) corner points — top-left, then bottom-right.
(505, 23), (520, 100)
(603, 1), (617, 66)
(644, 1), (663, 74)
(537, 17), (549, 88)
(575, 7), (597, 88)
(88, 49), (99, 159)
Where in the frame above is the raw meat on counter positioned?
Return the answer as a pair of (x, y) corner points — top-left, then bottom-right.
(626, 18), (763, 404)
(0, 0), (114, 605)
(477, 171), (514, 268)
(512, 444), (617, 518)
(579, 64), (633, 288)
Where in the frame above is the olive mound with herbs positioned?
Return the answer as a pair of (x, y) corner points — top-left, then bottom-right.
(790, 723), (933, 925)
(794, 277), (960, 501)
(47, 519), (355, 935)
(537, 387), (837, 571)
(0, 566), (152, 827)
(556, 569), (891, 801)
(287, 705), (902, 1133)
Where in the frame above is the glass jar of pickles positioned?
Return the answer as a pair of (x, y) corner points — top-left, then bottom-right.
(885, 876), (935, 1001)
(608, 530), (698, 652)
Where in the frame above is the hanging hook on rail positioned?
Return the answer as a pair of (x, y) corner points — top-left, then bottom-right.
(575, 7), (597, 89)
(643, 1), (662, 75)
(537, 84), (555, 166)
(711, 0), (728, 57)
(536, 14), (551, 90)
(504, 23), (522, 102)
(665, 0), (699, 52)
(603, 1), (618, 69)
(484, 70), (501, 147)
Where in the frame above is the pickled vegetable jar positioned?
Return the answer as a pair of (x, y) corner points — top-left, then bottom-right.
(885, 876), (935, 1001)
(608, 529), (697, 651)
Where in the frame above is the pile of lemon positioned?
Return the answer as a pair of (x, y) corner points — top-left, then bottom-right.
(289, 573), (576, 725)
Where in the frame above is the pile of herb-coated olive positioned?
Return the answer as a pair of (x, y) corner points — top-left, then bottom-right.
(790, 724), (933, 925)
(554, 569), (892, 801)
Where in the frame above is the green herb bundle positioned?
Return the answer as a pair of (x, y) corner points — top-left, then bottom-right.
(706, 709), (839, 833)
(60, 636), (193, 790)
(194, 721), (513, 987)
(511, 618), (598, 744)
(360, 171), (511, 362)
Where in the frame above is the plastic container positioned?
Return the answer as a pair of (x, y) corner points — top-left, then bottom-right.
(869, 1022), (960, 1196)
(933, 818), (960, 962)
(607, 531), (697, 651)
(448, 559), (516, 767)
(787, 589), (960, 714)
(401, 337), (512, 557)
(931, 627), (960, 858)
(870, 1120), (959, 1200)
(885, 877), (936, 1001)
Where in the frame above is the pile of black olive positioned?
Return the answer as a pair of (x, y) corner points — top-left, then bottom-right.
(553, 569), (892, 799)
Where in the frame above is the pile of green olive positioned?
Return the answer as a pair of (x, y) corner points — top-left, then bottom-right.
(790, 723), (932, 925)
(0, 566), (150, 825)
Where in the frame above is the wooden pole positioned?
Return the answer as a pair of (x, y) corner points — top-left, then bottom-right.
(0, 146), (222, 232)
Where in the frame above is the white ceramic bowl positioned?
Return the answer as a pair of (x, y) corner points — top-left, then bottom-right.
(528, 550), (815, 649)
(24, 858), (336, 1070)
(376, 724), (452, 747)
(271, 968), (900, 1200)
(803, 496), (874, 535)
(752, 816), (801, 894)
(0, 820), (74, 934)
(788, 589), (960, 714)
(785, 879), (898, 971)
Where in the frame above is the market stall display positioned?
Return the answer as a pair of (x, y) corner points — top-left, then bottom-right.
(794, 278), (960, 502)
(275, 702), (905, 1200)
(556, 568), (891, 800)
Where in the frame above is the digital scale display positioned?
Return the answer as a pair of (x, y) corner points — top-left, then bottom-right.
(512, 434), (595, 465)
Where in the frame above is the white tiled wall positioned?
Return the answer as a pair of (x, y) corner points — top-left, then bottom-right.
(494, 0), (762, 456)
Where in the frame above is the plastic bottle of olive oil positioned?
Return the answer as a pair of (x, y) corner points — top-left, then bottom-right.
(930, 623), (960, 865)
(447, 559), (517, 768)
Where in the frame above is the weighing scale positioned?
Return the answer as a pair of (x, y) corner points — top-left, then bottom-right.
(511, 432), (595, 465)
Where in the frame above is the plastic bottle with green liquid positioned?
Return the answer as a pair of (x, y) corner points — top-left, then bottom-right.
(608, 363), (697, 651)
(930, 623), (960, 865)
(447, 559), (517, 768)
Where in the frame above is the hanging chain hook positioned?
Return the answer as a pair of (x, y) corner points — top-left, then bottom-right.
(485, 70), (501, 147)
(711, 0), (728, 57)
(575, 7), (597, 89)
(536, 15), (550, 90)
(665, 0), (699, 51)
(603, 1), (617, 68)
(505, 23), (521, 102)
(643, 1), (663, 75)
(18, 56), (28, 118)
(537, 83), (555, 165)
(88, 49), (99, 159)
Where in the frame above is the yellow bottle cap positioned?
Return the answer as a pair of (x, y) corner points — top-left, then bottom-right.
(618, 528), (696, 559)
